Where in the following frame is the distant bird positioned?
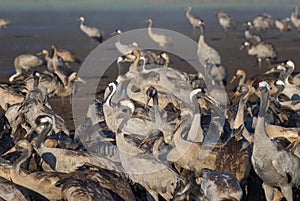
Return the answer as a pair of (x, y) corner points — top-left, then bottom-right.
(0, 18), (10, 28)
(199, 168), (243, 201)
(185, 6), (202, 31)
(51, 44), (85, 87)
(52, 44), (81, 64)
(291, 5), (300, 31)
(111, 29), (138, 60)
(9, 54), (44, 82)
(197, 20), (221, 66)
(146, 18), (173, 49)
(215, 10), (233, 34)
(197, 20), (227, 85)
(251, 13), (274, 32)
(77, 16), (104, 43)
(240, 41), (277, 68)
(251, 80), (300, 201)
(275, 18), (292, 34)
(244, 21), (262, 44)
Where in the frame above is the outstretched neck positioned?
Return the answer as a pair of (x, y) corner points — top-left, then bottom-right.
(130, 54), (141, 71)
(283, 67), (294, 84)
(148, 21), (152, 29)
(105, 84), (117, 107)
(186, 10), (191, 18)
(233, 96), (246, 129)
(258, 89), (269, 118)
(254, 89), (270, 143)
(13, 149), (31, 174)
(239, 74), (246, 86)
(198, 26), (205, 45)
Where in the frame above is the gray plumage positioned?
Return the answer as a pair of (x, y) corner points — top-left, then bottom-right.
(251, 13), (274, 32)
(291, 6), (300, 31)
(9, 54), (44, 82)
(240, 41), (277, 68)
(0, 176), (27, 201)
(275, 18), (292, 33)
(215, 10), (233, 33)
(78, 16), (104, 43)
(197, 20), (221, 66)
(146, 18), (174, 49)
(251, 80), (300, 201)
(185, 6), (202, 30)
(199, 168), (243, 201)
(244, 21), (262, 43)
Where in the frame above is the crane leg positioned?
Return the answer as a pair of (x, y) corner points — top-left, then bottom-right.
(258, 58), (262, 69)
(266, 58), (272, 67)
(262, 183), (274, 201)
(280, 185), (293, 201)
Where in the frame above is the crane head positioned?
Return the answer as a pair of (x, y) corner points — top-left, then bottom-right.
(145, 18), (152, 24)
(77, 16), (84, 22)
(253, 79), (270, 91)
(111, 29), (122, 35)
(185, 6), (192, 11)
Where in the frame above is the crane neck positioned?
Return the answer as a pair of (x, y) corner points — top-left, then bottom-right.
(33, 75), (40, 89)
(34, 121), (53, 149)
(130, 53), (141, 71)
(186, 10), (191, 18)
(12, 146), (32, 174)
(148, 20), (152, 29)
(147, 21), (153, 36)
(254, 88), (272, 147)
(187, 91), (203, 142)
(173, 115), (195, 153)
(258, 88), (269, 118)
(239, 74), (246, 86)
(233, 93), (246, 129)
(273, 85), (284, 101)
(282, 66), (294, 84)
(105, 83), (117, 107)
(198, 27), (205, 46)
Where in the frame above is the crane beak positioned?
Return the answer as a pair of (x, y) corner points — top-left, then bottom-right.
(139, 130), (163, 148)
(23, 124), (38, 139)
(264, 67), (275, 74)
(36, 51), (43, 56)
(145, 96), (151, 109)
(242, 91), (252, 101)
(232, 91), (240, 101)
(2, 146), (17, 157)
(230, 75), (237, 84)
(204, 94), (220, 107)
(240, 45), (245, 51)
(76, 76), (86, 84)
